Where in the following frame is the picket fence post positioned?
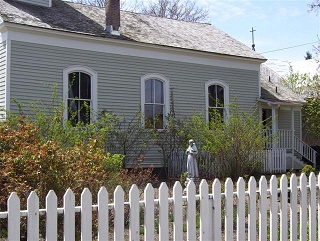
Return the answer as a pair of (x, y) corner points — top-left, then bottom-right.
(159, 182), (169, 241)
(46, 190), (58, 241)
(212, 179), (221, 241)
(144, 183), (154, 241)
(309, 173), (316, 241)
(259, 176), (267, 241)
(248, 176), (256, 241)
(64, 188), (75, 241)
(173, 181), (183, 241)
(199, 179), (210, 241)
(270, 175), (278, 241)
(27, 191), (39, 240)
(186, 180), (196, 241)
(290, 174), (298, 241)
(225, 178), (233, 241)
(236, 177), (245, 241)
(8, 192), (20, 241)
(129, 184), (139, 241)
(300, 173), (307, 241)
(98, 186), (108, 241)
(280, 174), (288, 241)
(81, 188), (92, 241)
(114, 185), (124, 241)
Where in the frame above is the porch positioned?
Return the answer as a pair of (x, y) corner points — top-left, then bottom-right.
(259, 97), (315, 173)
(265, 129), (317, 172)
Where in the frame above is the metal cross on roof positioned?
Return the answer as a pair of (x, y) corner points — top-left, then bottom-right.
(250, 27), (256, 51)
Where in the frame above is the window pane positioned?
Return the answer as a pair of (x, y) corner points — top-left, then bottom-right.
(79, 100), (91, 124)
(68, 99), (79, 126)
(68, 72), (79, 98)
(208, 85), (216, 107)
(144, 104), (154, 128)
(154, 80), (164, 104)
(154, 104), (164, 129)
(145, 80), (154, 103)
(80, 73), (91, 99)
(217, 85), (224, 107)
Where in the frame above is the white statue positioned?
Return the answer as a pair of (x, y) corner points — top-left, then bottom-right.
(186, 139), (199, 183)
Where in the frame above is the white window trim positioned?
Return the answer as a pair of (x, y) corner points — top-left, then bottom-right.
(63, 66), (98, 122)
(141, 73), (170, 129)
(205, 79), (229, 122)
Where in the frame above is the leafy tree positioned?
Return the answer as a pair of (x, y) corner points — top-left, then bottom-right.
(280, 65), (320, 141)
(187, 103), (267, 181)
(281, 65), (314, 97)
(303, 97), (320, 140)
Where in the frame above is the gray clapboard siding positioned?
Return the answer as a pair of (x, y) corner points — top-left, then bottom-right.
(10, 40), (260, 119)
(294, 110), (301, 139)
(10, 40), (260, 166)
(16, 0), (51, 7)
(278, 110), (291, 130)
(278, 109), (301, 139)
(0, 41), (6, 120)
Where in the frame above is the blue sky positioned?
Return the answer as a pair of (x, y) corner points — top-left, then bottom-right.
(198, 0), (319, 62)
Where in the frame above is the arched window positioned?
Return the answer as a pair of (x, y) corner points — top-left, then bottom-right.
(205, 80), (229, 122)
(141, 74), (170, 129)
(63, 66), (97, 125)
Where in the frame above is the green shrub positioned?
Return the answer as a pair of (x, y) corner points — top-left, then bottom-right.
(301, 164), (315, 177)
(187, 103), (268, 181)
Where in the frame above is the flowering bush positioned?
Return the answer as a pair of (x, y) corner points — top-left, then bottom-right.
(0, 116), (156, 210)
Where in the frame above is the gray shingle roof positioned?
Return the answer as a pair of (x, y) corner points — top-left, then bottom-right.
(260, 63), (306, 105)
(0, 0), (265, 60)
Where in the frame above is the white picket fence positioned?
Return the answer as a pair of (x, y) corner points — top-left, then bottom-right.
(0, 173), (319, 240)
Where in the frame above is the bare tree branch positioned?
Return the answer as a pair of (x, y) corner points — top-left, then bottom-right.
(68, 0), (208, 22)
(310, 0), (320, 12)
(141, 0), (208, 22)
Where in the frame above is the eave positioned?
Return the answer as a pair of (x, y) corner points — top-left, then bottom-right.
(257, 98), (306, 107)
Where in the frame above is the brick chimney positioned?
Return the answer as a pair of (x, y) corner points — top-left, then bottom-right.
(105, 0), (120, 36)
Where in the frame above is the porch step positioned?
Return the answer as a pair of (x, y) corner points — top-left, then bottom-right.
(286, 154), (304, 170)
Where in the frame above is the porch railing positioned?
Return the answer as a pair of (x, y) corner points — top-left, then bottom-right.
(265, 129), (292, 149)
(294, 136), (317, 167)
(266, 129), (317, 167)
(168, 149), (286, 177)
(262, 149), (286, 173)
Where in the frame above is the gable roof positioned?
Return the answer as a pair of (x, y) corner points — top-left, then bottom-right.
(260, 63), (306, 106)
(0, 0), (265, 60)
